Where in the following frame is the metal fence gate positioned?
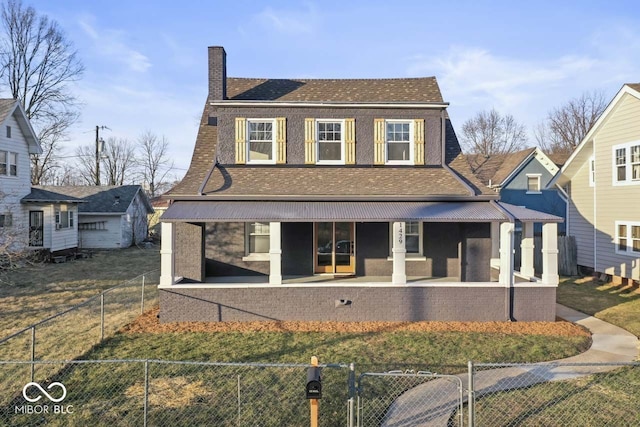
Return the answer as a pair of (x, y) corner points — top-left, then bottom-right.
(356, 371), (465, 426)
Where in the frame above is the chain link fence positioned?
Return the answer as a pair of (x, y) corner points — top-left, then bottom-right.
(0, 359), (353, 427)
(0, 270), (159, 393)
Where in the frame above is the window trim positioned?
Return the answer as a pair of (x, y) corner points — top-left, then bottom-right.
(315, 119), (345, 165)
(0, 150), (17, 176)
(387, 221), (425, 259)
(612, 141), (640, 186)
(615, 221), (640, 256)
(385, 120), (414, 165)
(54, 206), (73, 230)
(243, 222), (271, 261)
(526, 173), (542, 194)
(246, 118), (277, 165)
(0, 213), (12, 228)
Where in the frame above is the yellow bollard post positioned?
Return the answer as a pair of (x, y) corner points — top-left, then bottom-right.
(310, 356), (319, 427)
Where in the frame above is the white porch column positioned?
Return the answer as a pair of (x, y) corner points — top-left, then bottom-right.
(490, 222), (500, 266)
(541, 222), (559, 285)
(269, 221), (282, 285)
(499, 222), (515, 286)
(160, 222), (175, 286)
(520, 221), (535, 278)
(392, 221), (406, 285)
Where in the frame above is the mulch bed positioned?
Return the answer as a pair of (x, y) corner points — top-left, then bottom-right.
(121, 307), (591, 337)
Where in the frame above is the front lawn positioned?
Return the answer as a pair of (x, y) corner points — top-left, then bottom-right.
(556, 276), (640, 336)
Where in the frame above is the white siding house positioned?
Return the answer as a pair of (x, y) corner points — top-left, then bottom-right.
(32, 185), (154, 249)
(0, 99), (42, 253)
(554, 83), (640, 282)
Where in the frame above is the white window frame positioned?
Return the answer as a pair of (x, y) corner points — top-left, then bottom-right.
(615, 221), (640, 256)
(55, 206), (73, 230)
(0, 213), (12, 227)
(526, 173), (542, 194)
(315, 119), (345, 165)
(0, 151), (17, 176)
(246, 119), (276, 164)
(589, 156), (595, 187)
(612, 141), (640, 186)
(385, 120), (414, 165)
(387, 221), (425, 259)
(243, 222), (270, 261)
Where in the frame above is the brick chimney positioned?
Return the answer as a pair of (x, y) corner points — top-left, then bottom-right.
(208, 46), (227, 100)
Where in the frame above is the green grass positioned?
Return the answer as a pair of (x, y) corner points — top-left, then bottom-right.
(556, 276), (640, 336)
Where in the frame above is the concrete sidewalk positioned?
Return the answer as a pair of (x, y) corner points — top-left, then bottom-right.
(381, 304), (640, 426)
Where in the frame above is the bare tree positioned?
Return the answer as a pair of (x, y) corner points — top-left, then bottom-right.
(102, 137), (137, 185)
(535, 91), (607, 156)
(137, 130), (174, 197)
(0, 0), (84, 184)
(460, 109), (528, 156)
(73, 144), (98, 185)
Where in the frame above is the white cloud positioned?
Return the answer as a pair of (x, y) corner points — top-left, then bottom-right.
(250, 3), (319, 35)
(78, 15), (151, 73)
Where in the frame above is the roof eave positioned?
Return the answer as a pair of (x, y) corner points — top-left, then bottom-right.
(164, 194), (499, 202)
(210, 100), (449, 109)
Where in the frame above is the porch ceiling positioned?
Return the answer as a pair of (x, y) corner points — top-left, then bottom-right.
(161, 200), (512, 222)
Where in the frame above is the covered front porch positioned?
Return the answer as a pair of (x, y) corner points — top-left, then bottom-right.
(158, 200), (561, 322)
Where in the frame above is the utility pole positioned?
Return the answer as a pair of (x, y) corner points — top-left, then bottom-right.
(95, 125), (109, 185)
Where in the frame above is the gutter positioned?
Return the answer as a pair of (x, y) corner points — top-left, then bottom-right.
(490, 200), (516, 322)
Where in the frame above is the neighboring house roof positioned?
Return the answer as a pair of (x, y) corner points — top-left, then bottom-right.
(467, 147), (559, 188)
(27, 185), (154, 214)
(0, 99), (42, 155)
(554, 83), (640, 186)
(21, 188), (84, 204)
(225, 77), (444, 103)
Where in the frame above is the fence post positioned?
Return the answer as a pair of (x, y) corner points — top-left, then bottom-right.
(30, 326), (36, 382)
(100, 293), (105, 342)
(141, 275), (146, 314)
(468, 361), (475, 427)
(348, 363), (356, 427)
(143, 360), (149, 427)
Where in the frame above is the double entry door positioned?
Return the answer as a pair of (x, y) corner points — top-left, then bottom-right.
(315, 222), (355, 274)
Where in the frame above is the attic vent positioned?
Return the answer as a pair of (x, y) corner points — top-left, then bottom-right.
(114, 196), (120, 205)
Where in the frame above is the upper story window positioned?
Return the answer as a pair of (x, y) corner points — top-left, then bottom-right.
(526, 174), (541, 193)
(0, 151), (16, 176)
(613, 142), (640, 185)
(386, 121), (413, 164)
(589, 156), (595, 187)
(6, 126), (11, 138)
(247, 119), (276, 164)
(616, 221), (640, 256)
(317, 120), (344, 164)
(0, 213), (12, 228)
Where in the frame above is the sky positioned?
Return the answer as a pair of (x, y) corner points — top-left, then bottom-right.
(20, 0), (640, 181)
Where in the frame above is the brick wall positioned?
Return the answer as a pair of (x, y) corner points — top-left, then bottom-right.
(159, 285), (556, 322)
(174, 222), (205, 282)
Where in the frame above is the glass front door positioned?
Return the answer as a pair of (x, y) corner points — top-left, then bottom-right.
(314, 222), (355, 274)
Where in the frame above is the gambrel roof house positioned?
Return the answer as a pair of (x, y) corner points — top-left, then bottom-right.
(467, 147), (567, 233)
(552, 83), (640, 283)
(0, 99), (82, 257)
(25, 185), (154, 249)
(159, 46), (562, 323)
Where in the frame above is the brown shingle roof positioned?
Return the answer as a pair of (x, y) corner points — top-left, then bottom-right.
(198, 165), (472, 198)
(626, 83), (640, 92)
(226, 77), (444, 103)
(0, 99), (16, 123)
(466, 148), (536, 187)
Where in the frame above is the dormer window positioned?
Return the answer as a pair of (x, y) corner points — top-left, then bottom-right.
(317, 120), (344, 164)
(386, 120), (413, 164)
(247, 119), (275, 164)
